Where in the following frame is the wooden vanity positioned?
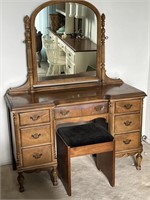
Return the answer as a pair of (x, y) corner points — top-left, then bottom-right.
(5, 0), (146, 192)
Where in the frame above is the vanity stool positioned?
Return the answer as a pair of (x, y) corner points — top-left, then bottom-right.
(56, 119), (115, 196)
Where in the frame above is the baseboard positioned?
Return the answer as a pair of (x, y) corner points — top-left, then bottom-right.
(0, 159), (12, 166)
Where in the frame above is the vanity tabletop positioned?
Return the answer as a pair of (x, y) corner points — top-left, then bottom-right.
(49, 29), (97, 52)
(61, 36), (97, 52)
(5, 83), (146, 111)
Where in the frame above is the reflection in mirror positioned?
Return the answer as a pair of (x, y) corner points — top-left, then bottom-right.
(35, 3), (97, 81)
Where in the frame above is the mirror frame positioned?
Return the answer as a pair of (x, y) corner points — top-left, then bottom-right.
(30, 0), (102, 88)
(8, 0), (122, 94)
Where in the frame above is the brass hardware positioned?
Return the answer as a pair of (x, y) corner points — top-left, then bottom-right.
(31, 133), (41, 139)
(94, 105), (104, 111)
(60, 110), (70, 116)
(124, 104), (133, 109)
(123, 139), (131, 145)
(30, 115), (40, 121)
(124, 121), (132, 126)
(33, 153), (42, 159)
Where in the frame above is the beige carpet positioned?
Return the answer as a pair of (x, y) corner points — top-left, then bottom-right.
(1, 142), (150, 200)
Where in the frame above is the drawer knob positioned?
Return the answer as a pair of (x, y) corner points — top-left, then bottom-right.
(33, 153), (42, 159)
(124, 120), (132, 126)
(124, 104), (133, 109)
(31, 133), (41, 139)
(60, 110), (70, 116)
(94, 105), (104, 111)
(123, 139), (131, 145)
(30, 115), (40, 121)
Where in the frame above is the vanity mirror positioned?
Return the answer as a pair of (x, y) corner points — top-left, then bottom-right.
(29, 0), (101, 88)
(10, 0), (123, 92)
(22, 0), (119, 91)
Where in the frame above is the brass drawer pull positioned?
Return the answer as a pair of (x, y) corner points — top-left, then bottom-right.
(123, 139), (131, 145)
(124, 120), (132, 126)
(124, 104), (133, 110)
(60, 110), (70, 116)
(33, 153), (42, 159)
(30, 115), (40, 121)
(31, 133), (41, 139)
(94, 105), (104, 111)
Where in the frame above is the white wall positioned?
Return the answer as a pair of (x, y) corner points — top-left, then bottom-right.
(1, 0), (149, 165)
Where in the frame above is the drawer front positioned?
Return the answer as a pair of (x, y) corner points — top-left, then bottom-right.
(55, 105), (81, 119)
(58, 38), (66, 52)
(55, 102), (108, 119)
(115, 99), (141, 113)
(21, 125), (51, 147)
(66, 59), (75, 74)
(19, 110), (50, 126)
(114, 114), (140, 134)
(81, 102), (108, 116)
(115, 132), (140, 151)
(49, 31), (57, 42)
(22, 145), (52, 167)
(66, 47), (75, 63)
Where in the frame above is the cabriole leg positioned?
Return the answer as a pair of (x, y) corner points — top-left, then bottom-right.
(17, 172), (24, 192)
(50, 166), (58, 186)
(136, 152), (142, 170)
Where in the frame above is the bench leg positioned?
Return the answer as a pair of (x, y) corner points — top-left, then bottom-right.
(96, 150), (115, 187)
(57, 134), (72, 196)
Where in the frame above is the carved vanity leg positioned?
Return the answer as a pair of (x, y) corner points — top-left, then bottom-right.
(136, 153), (142, 170)
(17, 172), (24, 192)
(50, 166), (58, 186)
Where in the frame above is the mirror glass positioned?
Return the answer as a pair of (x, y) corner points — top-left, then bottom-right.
(35, 2), (97, 81)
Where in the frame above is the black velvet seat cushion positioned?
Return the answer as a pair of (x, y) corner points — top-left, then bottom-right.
(57, 119), (113, 148)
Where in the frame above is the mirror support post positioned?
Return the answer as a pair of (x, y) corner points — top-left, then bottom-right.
(24, 15), (34, 91)
(101, 14), (106, 84)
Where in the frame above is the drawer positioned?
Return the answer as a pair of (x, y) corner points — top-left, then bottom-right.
(114, 113), (140, 134)
(22, 145), (52, 167)
(58, 38), (66, 52)
(21, 125), (51, 147)
(115, 132), (140, 151)
(19, 110), (50, 126)
(49, 31), (57, 42)
(55, 102), (108, 119)
(65, 59), (75, 74)
(66, 47), (75, 63)
(81, 102), (108, 115)
(115, 99), (141, 113)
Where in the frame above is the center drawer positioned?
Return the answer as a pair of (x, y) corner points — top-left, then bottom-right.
(55, 102), (108, 119)
(20, 125), (51, 147)
(19, 110), (50, 126)
(22, 145), (52, 167)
